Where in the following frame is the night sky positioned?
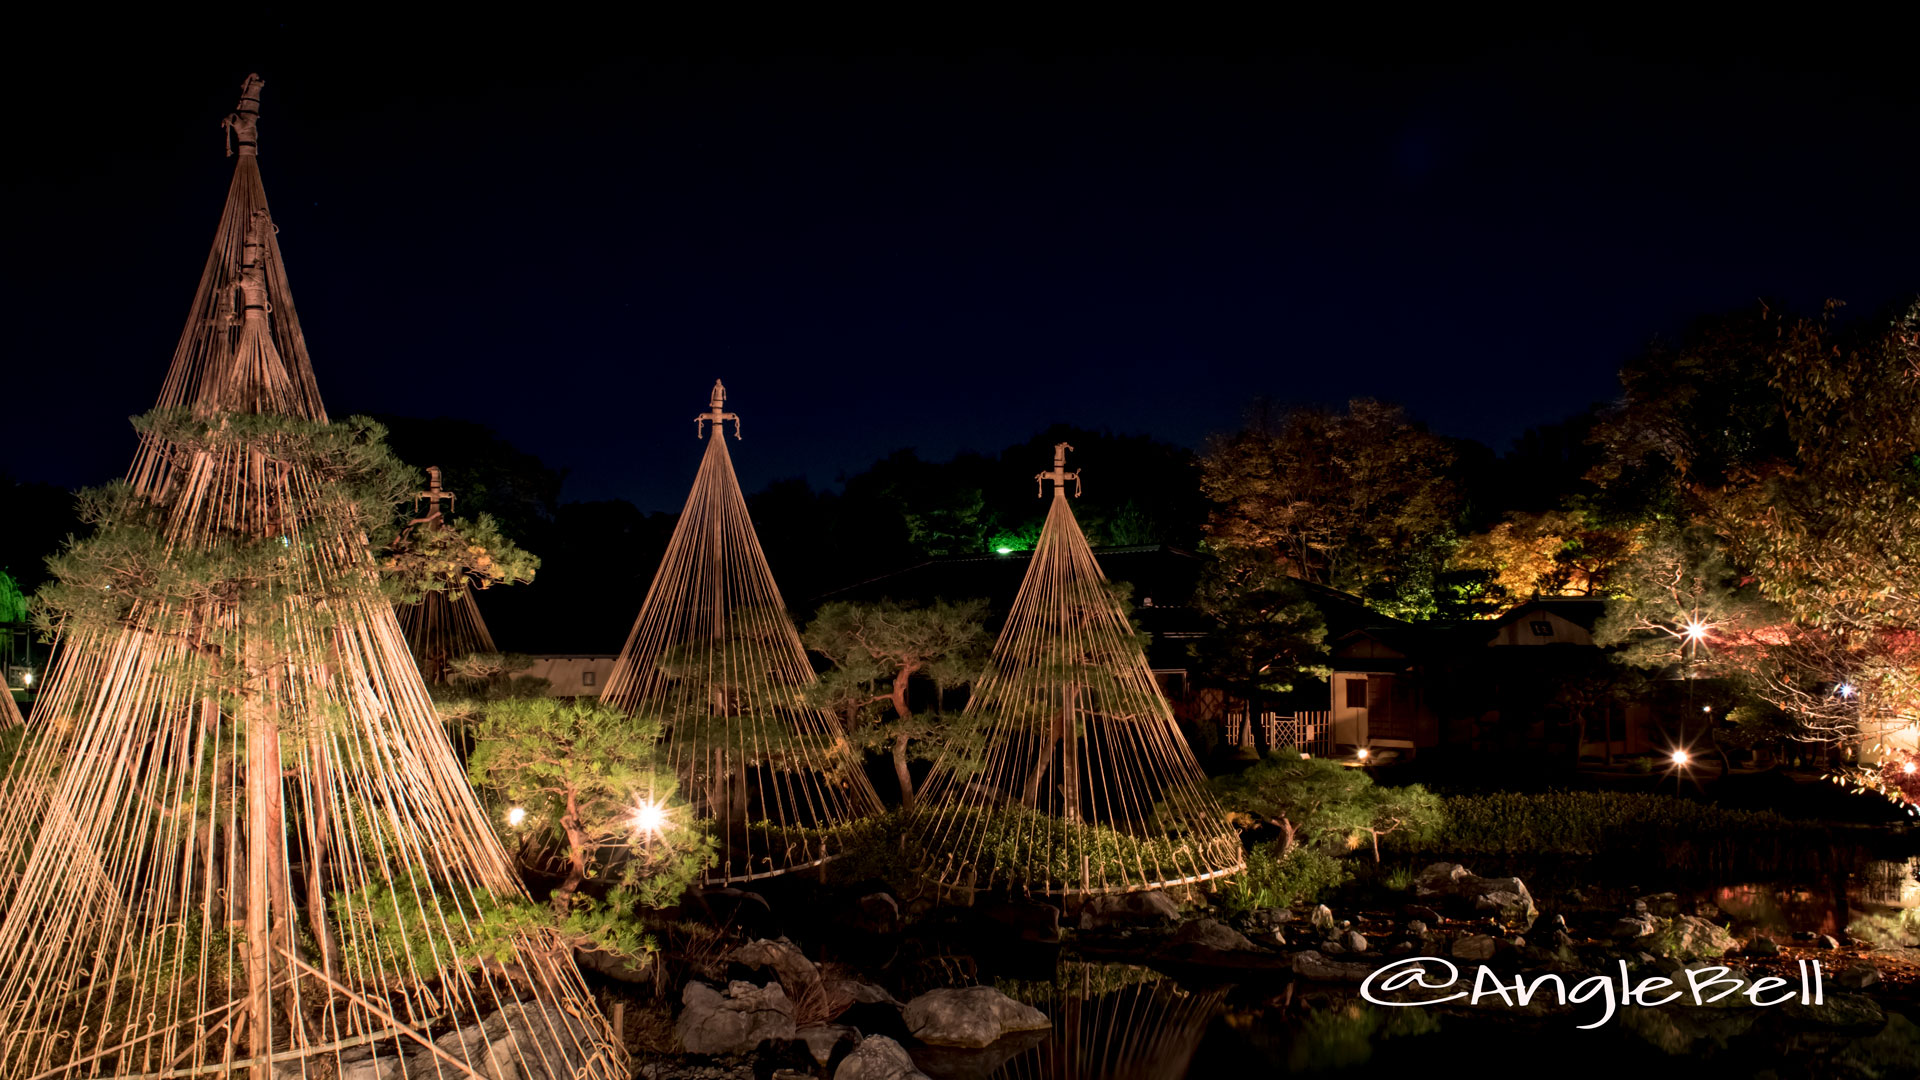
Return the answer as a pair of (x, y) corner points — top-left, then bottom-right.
(5, 17), (1916, 513)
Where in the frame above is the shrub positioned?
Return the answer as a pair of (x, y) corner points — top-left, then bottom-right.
(1218, 843), (1350, 916)
(915, 804), (1240, 894)
(1384, 791), (1832, 875)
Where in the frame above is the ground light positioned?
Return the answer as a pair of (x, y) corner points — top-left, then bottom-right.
(1671, 749), (1691, 766)
(507, 806), (527, 827)
(1905, 762), (1917, 776)
(1356, 747), (1370, 761)
(996, 546), (1014, 554)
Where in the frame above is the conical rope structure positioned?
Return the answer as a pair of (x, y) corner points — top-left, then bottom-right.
(909, 443), (1243, 900)
(0, 688), (22, 730)
(0, 77), (622, 1080)
(395, 469), (499, 688)
(599, 382), (882, 884)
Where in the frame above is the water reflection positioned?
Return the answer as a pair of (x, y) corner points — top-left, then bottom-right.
(1714, 857), (1920, 942)
(914, 963), (1224, 1080)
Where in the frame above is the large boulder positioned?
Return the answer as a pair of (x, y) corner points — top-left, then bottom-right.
(677, 980), (797, 1055)
(1077, 889), (1181, 930)
(1291, 950), (1376, 981)
(1171, 919), (1259, 952)
(1156, 918), (1291, 968)
(835, 1035), (930, 1080)
(1412, 863), (1537, 929)
(1644, 915), (1738, 961)
(819, 961), (903, 1016)
(1610, 914), (1663, 940)
(902, 987), (1050, 1048)
(1451, 935), (1498, 961)
(418, 1002), (595, 1080)
(732, 938), (828, 1018)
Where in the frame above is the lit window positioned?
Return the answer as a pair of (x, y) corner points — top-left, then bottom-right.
(1530, 621), (1554, 637)
(581, 670), (597, 688)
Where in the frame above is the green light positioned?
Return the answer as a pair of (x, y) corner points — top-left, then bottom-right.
(996, 546), (1013, 555)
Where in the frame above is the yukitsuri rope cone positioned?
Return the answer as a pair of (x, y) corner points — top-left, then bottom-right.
(0, 76), (622, 1080)
(0, 686), (21, 729)
(599, 382), (882, 884)
(396, 468), (499, 686)
(994, 964), (1225, 1080)
(909, 443), (1243, 901)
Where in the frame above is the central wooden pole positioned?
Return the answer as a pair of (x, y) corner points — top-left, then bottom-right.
(245, 695), (280, 1080)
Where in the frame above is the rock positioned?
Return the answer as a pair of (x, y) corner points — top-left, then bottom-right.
(1309, 904), (1335, 932)
(1814, 934), (1841, 950)
(1547, 913), (1567, 930)
(1642, 892), (1681, 916)
(1645, 915), (1738, 961)
(1262, 928), (1288, 947)
(1411, 862), (1537, 929)
(798, 1024), (860, 1066)
(1403, 904), (1440, 924)
(1388, 940), (1415, 955)
(1619, 1005), (1757, 1054)
(855, 892), (902, 933)
(677, 980), (797, 1056)
(820, 964), (903, 1013)
(1404, 919), (1428, 936)
(1291, 950), (1377, 981)
(337, 1054), (401, 1080)
(1833, 964), (1880, 990)
(1322, 940), (1345, 955)
(1782, 992), (1884, 1030)
(1235, 907), (1291, 932)
(1550, 930), (1575, 950)
(1451, 935), (1498, 961)
(423, 1002), (597, 1080)
(1076, 889), (1181, 930)
(1344, 930), (1369, 954)
(1413, 863), (1471, 894)
(1632, 899), (1649, 915)
(1610, 914), (1662, 939)
(731, 939), (826, 1013)
(1744, 935), (1780, 957)
(1170, 918), (1260, 953)
(1510, 936), (1526, 949)
(835, 1035), (930, 1080)
(902, 987), (1050, 1048)
(977, 899), (1062, 943)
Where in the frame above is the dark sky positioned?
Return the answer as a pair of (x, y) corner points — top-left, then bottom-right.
(6, 17), (1916, 513)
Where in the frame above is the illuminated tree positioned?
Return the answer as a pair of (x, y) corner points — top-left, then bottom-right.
(803, 598), (990, 810)
(1450, 508), (1641, 602)
(467, 698), (714, 920)
(1211, 753), (1444, 862)
(1593, 298), (1920, 801)
(1201, 398), (1461, 618)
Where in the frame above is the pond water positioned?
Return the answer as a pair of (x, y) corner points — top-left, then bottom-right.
(898, 859), (1920, 1079)
(895, 956), (1916, 1079)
